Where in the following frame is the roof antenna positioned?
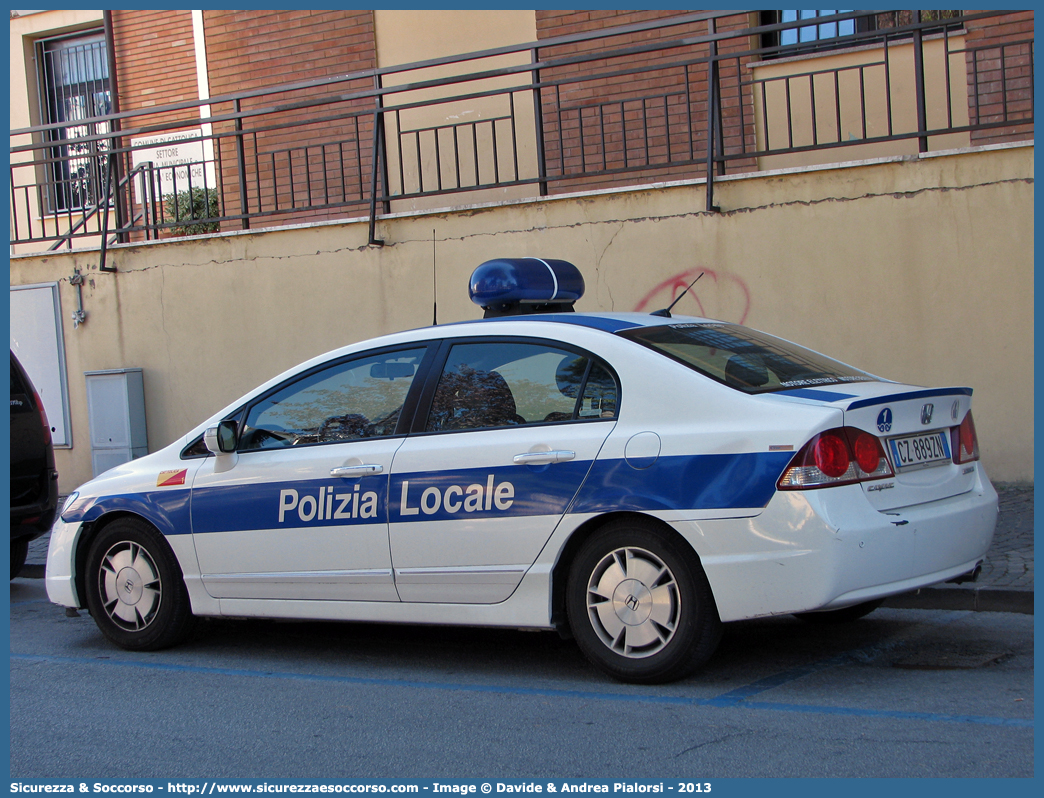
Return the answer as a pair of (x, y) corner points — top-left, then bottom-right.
(432, 229), (438, 326)
(650, 271), (704, 318)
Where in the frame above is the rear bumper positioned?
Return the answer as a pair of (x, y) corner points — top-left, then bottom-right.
(684, 466), (998, 622)
(10, 472), (59, 542)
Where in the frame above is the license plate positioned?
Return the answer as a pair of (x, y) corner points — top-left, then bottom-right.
(888, 431), (951, 470)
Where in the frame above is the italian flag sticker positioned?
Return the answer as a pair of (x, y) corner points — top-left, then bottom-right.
(157, 469), (188, 487)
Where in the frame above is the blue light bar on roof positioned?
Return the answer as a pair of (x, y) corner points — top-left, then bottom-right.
(469, 258), (585, 315)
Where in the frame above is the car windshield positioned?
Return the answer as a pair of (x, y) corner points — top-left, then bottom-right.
(620, 322), (876, 394)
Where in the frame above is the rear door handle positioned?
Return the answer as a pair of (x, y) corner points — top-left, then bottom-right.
(330, 464), (383, 477)
(512, 450), (575, 465)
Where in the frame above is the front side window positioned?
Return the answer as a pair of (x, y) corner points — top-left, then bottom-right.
(620, 323), (874, 394)
(425, 341), (618, 433)
(239, 348), (427, 450)
(36, 31), (113, 212)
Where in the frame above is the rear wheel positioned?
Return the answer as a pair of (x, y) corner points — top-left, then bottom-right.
(10, 539), (29, 579)
(567, 518), (721, 684)
(84, 517), (196, 650)
(793, 598), (884, 624)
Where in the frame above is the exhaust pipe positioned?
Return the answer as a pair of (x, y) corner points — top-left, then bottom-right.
(947, 561), (983, 584)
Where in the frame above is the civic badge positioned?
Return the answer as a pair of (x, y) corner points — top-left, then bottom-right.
(921, 403), (934, 425)
(876, 408), (893, 433)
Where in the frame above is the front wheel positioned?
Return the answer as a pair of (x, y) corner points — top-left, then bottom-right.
(567, 519), (721, 684)
(84, 517), (196, 650)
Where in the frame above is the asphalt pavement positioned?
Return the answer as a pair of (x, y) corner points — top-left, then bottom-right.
(21, 485), (1033, 613)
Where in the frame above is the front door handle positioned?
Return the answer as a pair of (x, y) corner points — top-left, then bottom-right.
(512, 450), (575, 465)
(330, 464), (384, 477)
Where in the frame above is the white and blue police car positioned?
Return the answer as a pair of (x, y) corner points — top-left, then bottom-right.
(46, 258), (997, 683)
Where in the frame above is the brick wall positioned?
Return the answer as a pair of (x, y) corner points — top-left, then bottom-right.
(111, 10), (198, 125)
(963, 10), (1034, 145)
(110, 11), (201, 240)
(202, 9), (379, 228)
(534, 10), (757, 196)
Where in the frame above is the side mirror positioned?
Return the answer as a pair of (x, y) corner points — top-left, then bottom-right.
(204, 419), (238, 455)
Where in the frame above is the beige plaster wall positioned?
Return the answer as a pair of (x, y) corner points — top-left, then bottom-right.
(752, 36), (972, 170)
(10, 144), (1033, 491)
(373, 10), (540, 211)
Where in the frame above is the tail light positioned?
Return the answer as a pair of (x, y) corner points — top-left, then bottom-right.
(33, 387), (52, 446)
(778, 427), (893, 490)
(952, 411), (980, 464)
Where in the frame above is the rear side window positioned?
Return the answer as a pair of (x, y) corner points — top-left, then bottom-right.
(621, 322), (875, 394)
(424, 341), (618, 433)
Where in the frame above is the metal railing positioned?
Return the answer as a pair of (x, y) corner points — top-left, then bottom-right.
(10, 10), (1033, 252)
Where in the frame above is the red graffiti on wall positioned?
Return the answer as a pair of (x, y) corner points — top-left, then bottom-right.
(633, 268), (751, 324)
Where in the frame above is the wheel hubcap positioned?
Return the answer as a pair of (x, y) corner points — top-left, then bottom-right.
(586, 546), (680, 658)
(99, 541), (162, 632)
(115, 566), (144, 605)
(612, 580), (653, 625)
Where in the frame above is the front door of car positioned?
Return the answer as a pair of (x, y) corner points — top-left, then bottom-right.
(388, 338), (619, 603)
(190, 345), (431, 602)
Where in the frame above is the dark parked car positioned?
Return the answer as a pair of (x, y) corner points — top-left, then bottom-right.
(10, 351), (59, 578)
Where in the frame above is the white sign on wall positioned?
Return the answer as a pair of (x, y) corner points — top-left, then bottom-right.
(131, 129), (216, 197)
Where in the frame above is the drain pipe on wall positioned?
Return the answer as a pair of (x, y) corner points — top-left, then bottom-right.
(69, 270), (87, 328)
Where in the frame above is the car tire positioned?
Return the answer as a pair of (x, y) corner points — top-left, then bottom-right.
(566, 518), (722, 684)
(10, 539), (29, 580)
(84, 517), (196, 650)
(793, 598), (884, 624)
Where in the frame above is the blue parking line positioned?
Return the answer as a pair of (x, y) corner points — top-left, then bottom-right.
(737, 699), (1033, 727)
(10, 652), (1032, 729)
(710, 663), (829, 704)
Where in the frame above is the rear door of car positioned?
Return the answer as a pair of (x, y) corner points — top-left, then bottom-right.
(387, 336), (619, 603)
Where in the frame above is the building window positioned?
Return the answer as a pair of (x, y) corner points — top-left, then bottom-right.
(35, 31), (112, 212)
(781, 10), (858, 47)
(761, 10), (963, 54)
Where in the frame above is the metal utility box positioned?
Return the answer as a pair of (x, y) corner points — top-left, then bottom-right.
(84, 368), (148, 477)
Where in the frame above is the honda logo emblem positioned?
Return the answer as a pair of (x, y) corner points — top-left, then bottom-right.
(921, 403), (934, 425)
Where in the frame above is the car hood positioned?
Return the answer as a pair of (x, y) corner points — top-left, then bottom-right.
(57, 440), (202, 528)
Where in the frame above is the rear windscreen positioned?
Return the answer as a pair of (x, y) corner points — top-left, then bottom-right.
(619, 323), (877, 394)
